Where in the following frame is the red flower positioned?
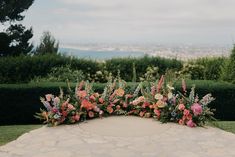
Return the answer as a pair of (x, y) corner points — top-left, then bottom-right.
(154, 109), (161, 118)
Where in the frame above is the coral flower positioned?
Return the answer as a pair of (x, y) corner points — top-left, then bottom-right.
(191, 103), (203, 116)
(99, 98), (104, 104)
(178, 104), (185, 111)
(107, 106), (114, 114)
(62, 111), (68, 117)
(115, 88), (125, 97)
(183, 109), (190, 116)
(81, 99), (94, 111)
(77, 90), (87, 98)
(116, 105), (121, 110)
(186, 120), (196, 127)
(142, 101), (150, 108)
(178, 119), (184, 125)
(157, 75), (164, 92)
(154, 109), (161, 118)
(74, 114), (80, 121)
(88, 111), (95, 118)
(67, 104), (75, 110)
(89, 95), (96, 101)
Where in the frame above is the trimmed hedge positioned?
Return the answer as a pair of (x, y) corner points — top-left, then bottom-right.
(0, 80), (235, 125)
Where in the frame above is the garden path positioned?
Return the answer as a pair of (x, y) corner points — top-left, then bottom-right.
(0, 116), (235, 157)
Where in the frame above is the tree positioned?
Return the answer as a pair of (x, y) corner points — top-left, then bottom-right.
(221, 44), (235, 83)
(0, 0), (34, 56)
(35, 31), (59, 55)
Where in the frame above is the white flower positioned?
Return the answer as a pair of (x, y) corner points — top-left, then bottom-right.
(155, 94), (163, 100)
(168, 92), (173, 99)
(167, 84), (174, 90)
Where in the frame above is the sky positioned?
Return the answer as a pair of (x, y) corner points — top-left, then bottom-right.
(17, 0), (235, 46)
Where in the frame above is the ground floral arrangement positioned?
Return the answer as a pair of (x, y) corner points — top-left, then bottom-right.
(35, 76), (215, 127)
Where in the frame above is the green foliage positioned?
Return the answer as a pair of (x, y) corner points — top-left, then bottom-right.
(177, 63), (205, 79)
(140, 66), (159, 82)
(32, 65), (84, 83)
(0, 0), (34, 56)
(35, 31), (59, 55)
(0, 0), (34, 23)
(221, 45), (235, 83)
(0, 24), (33, 56)
(106, 55), (182, 82)
(0, 80), (235, 124)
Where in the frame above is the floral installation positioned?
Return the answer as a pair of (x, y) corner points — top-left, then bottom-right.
(35, 76), (215, 127)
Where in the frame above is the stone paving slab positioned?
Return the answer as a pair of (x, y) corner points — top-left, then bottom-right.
(1, 116), (235, 157)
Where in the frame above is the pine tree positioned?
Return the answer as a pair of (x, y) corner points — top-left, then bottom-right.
(0, 0), (34, 56)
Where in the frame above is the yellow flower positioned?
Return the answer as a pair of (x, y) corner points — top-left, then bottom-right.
(155, 94), (163, 100)
(115, 88), (125, 97)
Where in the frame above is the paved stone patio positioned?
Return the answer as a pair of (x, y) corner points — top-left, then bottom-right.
(1, 116), (235, 157)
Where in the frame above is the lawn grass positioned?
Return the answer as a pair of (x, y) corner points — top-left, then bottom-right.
(0, 125), (42, 146)
(210, 121), (235, 134)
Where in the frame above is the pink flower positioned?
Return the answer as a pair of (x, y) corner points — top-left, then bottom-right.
(182, 79), (187, 93)
(88, 111), (95, 118)
(116, 105), (121, 110)
(52, 107), (58, 113)
(54, 97), (60, 104)
(183, 109), (190, 116)
(99, 98), (104, 104)
(186, 120), (196, 127)
(157, 75), (164, 93)
(74, 115), (80, 121)
(45, 94), (53, 102)
(89, 95), (96, 101)
(191, 103), (203, 116)
(178, 119), (184, 125)
(154, 109), (161, 118)
(107, 106), (114, 114)
(178, 104), (185, 111)
(139, 111), (145, 117)
(68, 104), (75, 110)
(77, 90), (87, 98)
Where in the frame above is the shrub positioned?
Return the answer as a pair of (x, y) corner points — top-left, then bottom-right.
(0, 80), (234, 125)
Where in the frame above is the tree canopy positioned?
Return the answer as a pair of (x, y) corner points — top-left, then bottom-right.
(35, 31), (59, 55)
(0, 0), (34, 23)
(0, 0), (34, 56)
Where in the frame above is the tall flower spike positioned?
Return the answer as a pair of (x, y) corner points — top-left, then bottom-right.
(182, 79), (187, 94)
(157, 75), (164, 93)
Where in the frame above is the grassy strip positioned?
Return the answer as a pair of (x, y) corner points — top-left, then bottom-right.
(210, 121), (235, 134)
(0, 125), (42, 146)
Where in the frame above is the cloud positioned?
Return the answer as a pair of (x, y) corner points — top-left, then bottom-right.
(21, 0), (235, 45)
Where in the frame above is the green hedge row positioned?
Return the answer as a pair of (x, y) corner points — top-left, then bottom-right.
(0, 54), (182, 83)
(0, 80), (235, 125)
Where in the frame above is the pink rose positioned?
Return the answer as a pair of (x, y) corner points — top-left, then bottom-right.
(74, 115), (80, 121)
(186, 120), (196, 127)
(191, 103), (202, 116)
(178, 104), (185, 111)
